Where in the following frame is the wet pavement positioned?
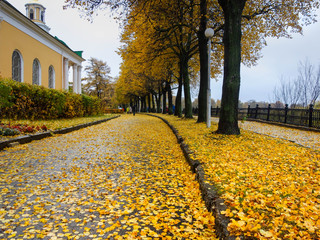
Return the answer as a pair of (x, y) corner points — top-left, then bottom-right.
(211, 117), (320, 150)
(0, 115), (216, 239)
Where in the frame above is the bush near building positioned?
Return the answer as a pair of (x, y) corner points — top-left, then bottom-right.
(0, 78), (102, 120)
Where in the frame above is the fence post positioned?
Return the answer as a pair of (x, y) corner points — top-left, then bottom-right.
(255, 104), (259, 119)
(284, 104), (288, 123)
(267, 104), (271, 121)
(309, 104), (314, 128)
(247, 105), (250, 118)
(216, 106), (219, 116)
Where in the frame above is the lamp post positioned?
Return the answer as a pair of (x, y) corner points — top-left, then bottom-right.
(204, 28), (214, 128)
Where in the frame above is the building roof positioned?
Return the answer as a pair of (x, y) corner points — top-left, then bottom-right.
(1, 0), (85, 62)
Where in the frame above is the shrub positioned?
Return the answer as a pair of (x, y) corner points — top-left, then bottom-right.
(0, 81), (13, 109)
(0, 78), (103, 120)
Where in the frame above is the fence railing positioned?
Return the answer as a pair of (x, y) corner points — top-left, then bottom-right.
(193, 104), (320, 129)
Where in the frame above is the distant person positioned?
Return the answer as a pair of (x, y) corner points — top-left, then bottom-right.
(132, 105), (136, 116)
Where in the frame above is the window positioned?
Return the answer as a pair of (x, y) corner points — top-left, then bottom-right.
(12, 50), (23, 82)
(48, 65), (55, 88)
(40, 11), (45, 22)
(29, 9), (34, 19)
(32, 59), (41, 85)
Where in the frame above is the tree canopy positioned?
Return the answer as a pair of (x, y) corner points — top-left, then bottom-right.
(65, 0), (319, 134)
(82, 57), (114, 107)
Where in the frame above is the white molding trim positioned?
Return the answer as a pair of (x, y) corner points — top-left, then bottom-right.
(63, 58), (69, 90)
(77, 66), (82, 94)
(73, 65), (78, 94)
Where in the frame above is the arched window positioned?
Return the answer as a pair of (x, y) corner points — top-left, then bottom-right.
(40, 11), (45, 22)
(32, 59), (41, 85)
(48, 65), (55, 88)
(29, 9), (34, 19)
(12, 50), (23, 82)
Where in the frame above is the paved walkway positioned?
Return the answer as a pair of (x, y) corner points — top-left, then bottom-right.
(0, 115), (216, 239)
(212, 117), (320, 150)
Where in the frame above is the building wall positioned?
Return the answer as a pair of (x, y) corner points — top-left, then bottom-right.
(0, 20), (63, 89)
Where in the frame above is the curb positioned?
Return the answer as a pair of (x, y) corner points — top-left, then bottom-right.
(0, 115), (120, 151)
(147, 114), (238, 240)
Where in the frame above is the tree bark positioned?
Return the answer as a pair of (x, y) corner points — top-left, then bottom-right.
(152, 94), (155, 112)
(217, 0), (246, 135)
(182, 56), (193, 118)
(197, 0), (208, 123)
(162, 83), (167, 114)
(167, 82), (173, 114)
(156, 87), (161, 113)
(147, 93), (151, 112)
(141, 96), (147, 112)
(175, 71), (183, 117)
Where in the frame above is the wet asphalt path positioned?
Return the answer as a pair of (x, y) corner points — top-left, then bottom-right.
(0, 115), (216, 239)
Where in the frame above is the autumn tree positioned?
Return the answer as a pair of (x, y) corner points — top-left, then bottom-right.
(65, 0), (319, 133)
(65, 0), (206, 118)
(82, 57), (114, 106)
(216, 0), (319, 134)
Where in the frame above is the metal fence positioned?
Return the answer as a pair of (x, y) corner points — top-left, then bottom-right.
(194, 104), (320, 129)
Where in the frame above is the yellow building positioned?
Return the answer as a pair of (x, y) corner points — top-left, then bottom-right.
(0, 0), (84, 93)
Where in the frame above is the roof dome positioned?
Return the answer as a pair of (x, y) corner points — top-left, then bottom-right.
(26, 0), (42, 4)
(25, 0), (46, 9)
(25, 0), (50, 32)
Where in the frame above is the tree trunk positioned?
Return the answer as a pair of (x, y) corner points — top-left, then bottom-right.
(147, 93), (151, 112)
(217, 0), (246, 135)
(197, 0), (208, 123)
(175, 65), (183, 117)
(141, 96), (146, 112)
(162, 83), (167, 114)
(152, 94), (156, 112)
(156, 87), (161, 113)
(182, 56), (193, 118)
(167, 82), (173, 114)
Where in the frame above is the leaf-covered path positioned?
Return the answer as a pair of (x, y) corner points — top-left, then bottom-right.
(211, 117), (320, 150)
(0, 115), (216, 239)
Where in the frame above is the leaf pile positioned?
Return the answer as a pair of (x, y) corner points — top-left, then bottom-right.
(0, 115), (216, 239)
(157, 114), (320, 239)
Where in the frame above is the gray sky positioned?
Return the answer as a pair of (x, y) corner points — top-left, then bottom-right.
(8, 0), (320, 102)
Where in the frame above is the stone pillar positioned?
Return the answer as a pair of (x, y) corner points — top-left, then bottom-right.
(73, 64), (78, 93)
(77, 66), (82, 94)
(63, 58), (69, 90)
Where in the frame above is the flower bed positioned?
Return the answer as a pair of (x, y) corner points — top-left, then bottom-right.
(0, 123), (47, 136)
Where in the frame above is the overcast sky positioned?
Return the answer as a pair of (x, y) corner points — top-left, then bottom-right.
(8, 0), (320, 102)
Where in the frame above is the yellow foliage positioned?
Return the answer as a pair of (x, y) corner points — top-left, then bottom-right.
(157, 113), (320, 239)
